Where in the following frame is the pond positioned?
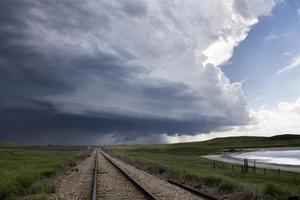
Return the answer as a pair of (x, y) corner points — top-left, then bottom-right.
(231, 149), (300, 166)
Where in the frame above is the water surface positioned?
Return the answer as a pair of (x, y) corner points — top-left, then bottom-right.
(231, 150), (300, 166)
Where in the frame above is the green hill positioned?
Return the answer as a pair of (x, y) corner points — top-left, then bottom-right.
(110, 134), (300, 156)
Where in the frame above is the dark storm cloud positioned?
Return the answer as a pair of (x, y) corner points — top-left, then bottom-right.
(0, 100), (234, 144)
(0, 0), (73, 101)
(35, 1), (111, 32)
(120, 0), (148, 17)
(0, 0), (142, 103)
(0, 0), (251, 144)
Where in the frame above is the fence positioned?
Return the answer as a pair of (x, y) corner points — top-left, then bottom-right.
(196, 157), (299, 185)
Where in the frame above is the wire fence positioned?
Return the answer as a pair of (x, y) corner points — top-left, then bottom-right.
(196, 158), (300, 185)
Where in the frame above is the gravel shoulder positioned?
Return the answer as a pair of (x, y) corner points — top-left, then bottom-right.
(49, 150), (96, 200)
(101, 150), (204, 200)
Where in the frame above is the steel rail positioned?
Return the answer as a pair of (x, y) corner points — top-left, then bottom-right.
(168, 179), (222, 200)
(99, 149), (158, 200)
(91, 149), (98, 200)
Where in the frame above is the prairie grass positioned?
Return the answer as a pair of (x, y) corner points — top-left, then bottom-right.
(0, 144), (90, 199)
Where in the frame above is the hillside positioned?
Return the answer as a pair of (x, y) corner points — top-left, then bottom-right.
(109, 134), (300, 156)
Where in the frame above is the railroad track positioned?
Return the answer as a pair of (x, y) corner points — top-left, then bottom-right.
(92, 149), (221, 200)
(91, 149), (98, 200)
(91, 149), (158, 200)
(168, 179), (222, 200)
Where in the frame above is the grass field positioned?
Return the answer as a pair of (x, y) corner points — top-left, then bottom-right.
(0, 143), (91, 200)
(104, 134), (300, 200)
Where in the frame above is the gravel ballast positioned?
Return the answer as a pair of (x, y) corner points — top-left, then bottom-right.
(101, 150), (204, 200)
(49, 150), (96, 200)
(97, 151), (149, 200)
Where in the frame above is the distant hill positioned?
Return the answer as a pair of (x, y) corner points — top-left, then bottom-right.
(111, 134), (300, 156)
(268, 134), (300, 140)
(187, 134), (300, 148)
(199, 134), (300, 148)
(0, 142), (26, 148)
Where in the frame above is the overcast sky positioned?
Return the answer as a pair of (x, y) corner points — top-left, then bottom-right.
(1, 0), (300, 144)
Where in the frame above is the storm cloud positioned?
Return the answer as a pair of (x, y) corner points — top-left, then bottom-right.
(0, 0), (279, 144)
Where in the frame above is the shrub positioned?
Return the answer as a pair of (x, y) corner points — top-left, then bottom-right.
(0, 181), (18, 200)
(262, 184), (289, 200)
(17, 174), (34, 190)
(42, 169), (55, 178)
(232, 187), (261, 200)
(68, 160), (77, 167)
(184, 173), (201, 182)
(158, 167), (166, 175)
(202, 175), (222, 187)
(217, 181), (237, 193)
(28, 180), (55, 194)
(145, 164), (168, 176)
(22, 194), (48, 200)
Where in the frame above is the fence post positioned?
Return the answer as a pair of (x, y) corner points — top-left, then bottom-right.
(244, 159), (248, 173)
